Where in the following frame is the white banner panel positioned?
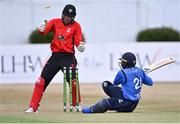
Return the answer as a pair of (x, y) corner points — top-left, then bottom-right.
(0, 43), (180, 84)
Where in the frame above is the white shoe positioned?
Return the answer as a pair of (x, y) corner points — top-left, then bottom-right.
(25, 107), (38, 113)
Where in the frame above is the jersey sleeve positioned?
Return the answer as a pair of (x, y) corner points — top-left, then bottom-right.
(74, 23), (83, 47)
(113, 71), (126, 85)
(142, 70), (153, 86)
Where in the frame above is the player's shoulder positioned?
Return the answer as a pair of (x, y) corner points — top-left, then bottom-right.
(134, 66), (144, 72)
(126, 67), (142, 73)
(49, 18), (62, 23)
(134, 66), (142, 70)
(73, 21), (81, 27)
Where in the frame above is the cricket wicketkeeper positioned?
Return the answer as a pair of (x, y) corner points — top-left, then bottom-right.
(82, 52), (153, 113)
(25, 4), (85, 113)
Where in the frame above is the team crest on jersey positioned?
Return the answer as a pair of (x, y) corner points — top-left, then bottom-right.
(67, 28), (71, 33)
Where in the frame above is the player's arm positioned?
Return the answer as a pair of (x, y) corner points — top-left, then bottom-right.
(142, 70), (153, 86)
(74, 24), (85, 52)
(113, 71), (126, 85)
(38, 19), (54, 35)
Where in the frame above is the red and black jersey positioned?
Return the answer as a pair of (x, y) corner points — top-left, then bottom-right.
(38, 18), (83, 53)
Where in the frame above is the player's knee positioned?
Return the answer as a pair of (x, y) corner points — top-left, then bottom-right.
(102, 81), (112, 88)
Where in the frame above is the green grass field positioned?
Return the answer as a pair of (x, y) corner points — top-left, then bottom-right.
(0, 83), (180, 123)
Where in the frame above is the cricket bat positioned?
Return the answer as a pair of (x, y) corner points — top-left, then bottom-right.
(144, 56), (175, 73)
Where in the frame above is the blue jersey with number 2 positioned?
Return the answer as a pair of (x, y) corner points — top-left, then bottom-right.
(113, 67), (153, 101)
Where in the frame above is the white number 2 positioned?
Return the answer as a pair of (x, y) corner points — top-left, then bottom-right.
(133, 77), (142, 90)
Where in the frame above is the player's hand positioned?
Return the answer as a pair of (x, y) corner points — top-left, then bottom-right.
(78, 42), (85, 52)
(38, 20), (47, 32)
(143, 67), (150, 72)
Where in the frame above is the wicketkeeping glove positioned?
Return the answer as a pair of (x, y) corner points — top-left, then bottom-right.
(77, 42), (85, 52)
(38, 21), (47, 32)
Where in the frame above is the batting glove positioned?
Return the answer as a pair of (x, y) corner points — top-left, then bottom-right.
(143, 67), (150, 73)
(38, 21), (46, 32)
(77, 42), (85, 52)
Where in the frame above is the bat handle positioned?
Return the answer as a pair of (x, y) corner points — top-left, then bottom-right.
(144, 68), (149, 72)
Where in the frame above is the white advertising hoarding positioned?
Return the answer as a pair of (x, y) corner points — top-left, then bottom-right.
(0, 43), (179, 84)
